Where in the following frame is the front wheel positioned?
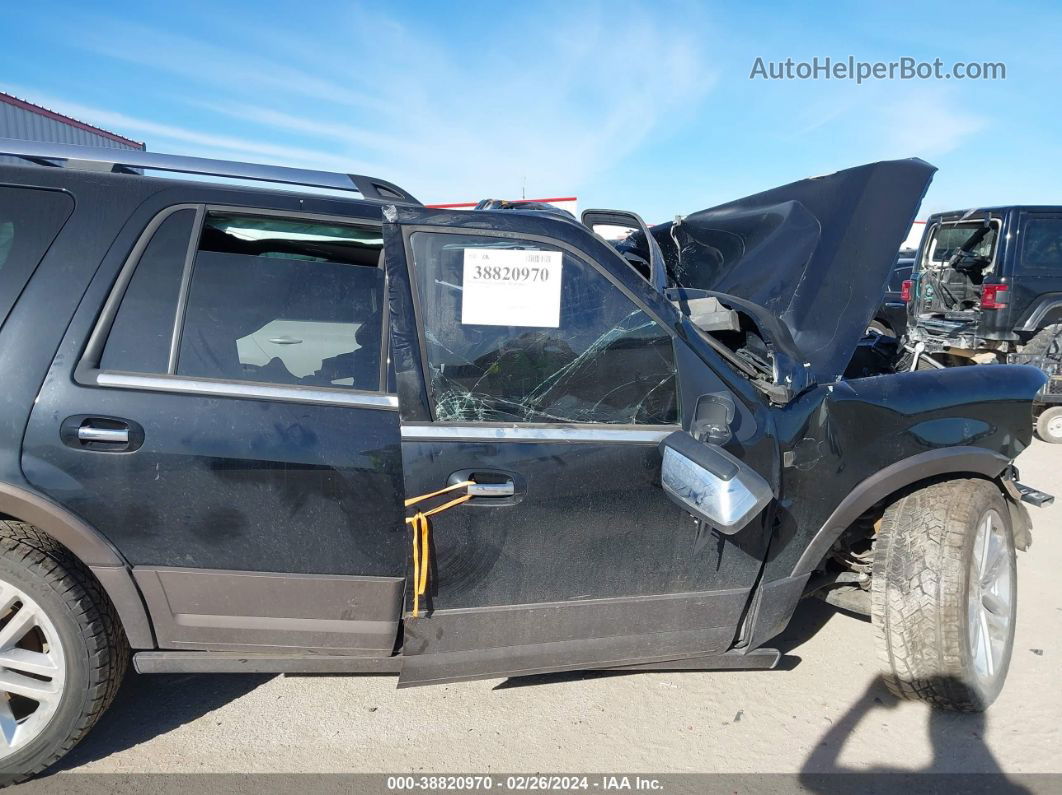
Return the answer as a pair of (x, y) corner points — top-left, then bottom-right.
(871, 479), (1016, 711)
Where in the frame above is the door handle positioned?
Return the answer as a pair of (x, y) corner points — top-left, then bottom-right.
(77, 424), (129, 444)
(267, 336), (303, 345)
(447, 470), (523, 502)
(466, 480), (515, 498)
(61, 416), (143, 452)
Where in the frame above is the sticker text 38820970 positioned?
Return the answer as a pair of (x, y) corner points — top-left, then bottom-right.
(461, 248), (563, 328)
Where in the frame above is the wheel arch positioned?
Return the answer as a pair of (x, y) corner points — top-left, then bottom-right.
(790, 446), (1011, 578)
(0, 481), (154, 648)
(1016, 295), (1062, 333)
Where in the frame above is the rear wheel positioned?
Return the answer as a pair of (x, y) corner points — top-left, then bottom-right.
(1035, 406), (1062, 444)
(0, 522), (127, 784)
(867, 319), (893, 338)
(1022, 324), (1062, 361)
(872, 479), (1016, 711)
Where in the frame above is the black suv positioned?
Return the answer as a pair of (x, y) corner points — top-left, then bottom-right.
(904, 206), (1062, 364)
(0, 141), (1050, 782)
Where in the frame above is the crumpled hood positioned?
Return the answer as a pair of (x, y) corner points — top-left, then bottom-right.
(655, 158), (936, 384)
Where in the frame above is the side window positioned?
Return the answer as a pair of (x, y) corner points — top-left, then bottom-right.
(411, 232), (678, 425)
(0, 186), (74, 325)
(1021, 218), (1062, 271)
(101, 209), (196, 373)
(175, 213), (384, 391)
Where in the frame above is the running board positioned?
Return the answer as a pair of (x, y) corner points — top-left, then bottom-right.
(134, 647), (781, 677)
(598, 648), (780, 672)
(133, 651), (402, 674)
(397, 627), (761, 688)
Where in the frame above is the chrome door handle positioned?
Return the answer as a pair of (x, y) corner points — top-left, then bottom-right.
(77, 425), (129, 444)
(467, 480), (515, 498)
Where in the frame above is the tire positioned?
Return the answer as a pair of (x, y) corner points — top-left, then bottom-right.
(0, 521), (128, 784)
(1021, 324), (1062, 361)
(867, 319), (893, 337)
(871, 479), (1016, 712)
(1035, 406), (1062, 444)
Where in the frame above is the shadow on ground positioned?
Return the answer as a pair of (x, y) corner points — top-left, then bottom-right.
(49, 673), (275, 772)
(775, 595), (868, 654)
(800, 675), (1028, 791)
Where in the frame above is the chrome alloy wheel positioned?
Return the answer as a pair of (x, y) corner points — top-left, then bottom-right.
(967, 508), (1014, 685)
(0, 579), (66, 758)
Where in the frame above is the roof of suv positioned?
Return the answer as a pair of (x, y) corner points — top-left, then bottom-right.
(0, 138), (421, 206)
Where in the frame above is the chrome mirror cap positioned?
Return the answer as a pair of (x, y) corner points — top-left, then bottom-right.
(659, 431), (773, 534)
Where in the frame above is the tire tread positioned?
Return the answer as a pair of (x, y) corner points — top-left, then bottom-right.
(0, 520), (128, 784)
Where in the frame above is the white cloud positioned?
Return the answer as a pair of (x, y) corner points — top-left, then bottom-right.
(787, 83), (987, 161)
(0, 87), (377, 173)
(881, 91), (987, 157)
(59, 3), (717, 203)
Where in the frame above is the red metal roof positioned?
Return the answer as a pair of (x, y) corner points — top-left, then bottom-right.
(0, 92), (144, 149)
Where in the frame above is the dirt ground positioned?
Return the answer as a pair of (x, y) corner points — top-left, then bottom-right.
(40, 441), (1062, 781)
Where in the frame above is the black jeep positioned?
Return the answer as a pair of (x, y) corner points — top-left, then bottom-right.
(904, 206), (1062, 439)
(0, 140), (1050, 782)
(904, 206), (1062, 362)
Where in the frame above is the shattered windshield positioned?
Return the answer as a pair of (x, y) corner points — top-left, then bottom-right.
(411, 232), (678, 425)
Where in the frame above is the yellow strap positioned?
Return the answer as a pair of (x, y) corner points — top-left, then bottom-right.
(404, 481), (474, 617)
(404, 480), (473, 507)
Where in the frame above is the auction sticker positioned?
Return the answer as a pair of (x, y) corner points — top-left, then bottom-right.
(461, 248), (563, 328)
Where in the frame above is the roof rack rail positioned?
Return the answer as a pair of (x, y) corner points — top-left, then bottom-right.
(0, 138), (420, 205)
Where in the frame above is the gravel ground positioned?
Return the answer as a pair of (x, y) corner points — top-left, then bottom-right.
(38, 441), (1062, 781)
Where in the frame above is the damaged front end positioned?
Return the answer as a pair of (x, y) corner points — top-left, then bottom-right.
(646, 159), (937, 400)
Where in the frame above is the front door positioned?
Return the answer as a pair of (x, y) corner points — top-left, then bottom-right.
(384, 206), (780, 685)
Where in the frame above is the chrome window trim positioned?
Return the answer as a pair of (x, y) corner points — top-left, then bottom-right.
(167, 204), (206, 373)
(399, 225), (681, 427)
(96, 372), (398, 410)
(399, 425), (677, 443)
(79, 204), (393, 409)
(82, 203), (200, 367)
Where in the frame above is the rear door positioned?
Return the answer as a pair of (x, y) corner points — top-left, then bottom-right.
(383, 206), (780, 686)
(23, 197), (407, 655)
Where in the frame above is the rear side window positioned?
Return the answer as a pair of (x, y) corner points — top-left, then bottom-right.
(99, 210), (386, 392)
(100, 209), (196, 373)
(411, 232), (678, 425)
(0, 186), (74, 325)
(1021, 218), (1062, 271)
(176, 214), (384, 391)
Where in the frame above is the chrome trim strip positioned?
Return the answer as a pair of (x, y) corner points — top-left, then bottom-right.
(400, 425), (676, 443)
(97, 372), (399, 409)
(167, 204), (205, 373)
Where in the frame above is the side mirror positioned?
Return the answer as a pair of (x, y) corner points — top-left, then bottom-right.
(659, 431), (772, 535)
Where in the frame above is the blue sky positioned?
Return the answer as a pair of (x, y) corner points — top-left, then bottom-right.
(4, 1), (1059, 222)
